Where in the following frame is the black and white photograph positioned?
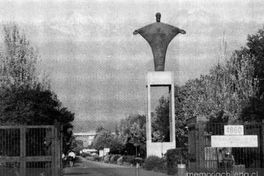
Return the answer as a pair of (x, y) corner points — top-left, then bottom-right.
(0, 0), (264, 175)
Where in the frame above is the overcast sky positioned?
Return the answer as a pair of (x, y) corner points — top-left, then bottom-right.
(0, 0), (263, 123)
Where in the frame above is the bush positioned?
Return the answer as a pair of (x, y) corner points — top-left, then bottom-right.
(74, 156), (82, 163)
(81, 152), (91, 158)
(85, 156), (94, 161)
(166, 148), (188, 175)
(117, 156), (123, 165)
(93, 155), (101, 161)
(123, 155), (136, 165)
(103, 155), (111, 163)
(109, 154), (120, 163)
(143, 155), (166, 171)
(114, 155), (121, 162)
(110, 155), (116, 163)
(166, 149), (177, 175)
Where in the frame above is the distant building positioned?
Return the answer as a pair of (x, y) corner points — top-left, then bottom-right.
(74, 131), (96, 147)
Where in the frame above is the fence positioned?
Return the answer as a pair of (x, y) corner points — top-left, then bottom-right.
(187, 121), (264, 172)
(0, 125), (61, 176)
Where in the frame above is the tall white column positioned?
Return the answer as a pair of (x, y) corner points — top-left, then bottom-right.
(146, 72), (176, 157)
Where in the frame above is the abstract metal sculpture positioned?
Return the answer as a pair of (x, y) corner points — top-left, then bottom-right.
(133, 12), (186, 71)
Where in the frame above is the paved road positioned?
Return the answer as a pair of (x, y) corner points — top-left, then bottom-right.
(63, 157), (168, 176)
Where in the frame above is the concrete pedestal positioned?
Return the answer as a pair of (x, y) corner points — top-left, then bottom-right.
(146, 72), (176, 157)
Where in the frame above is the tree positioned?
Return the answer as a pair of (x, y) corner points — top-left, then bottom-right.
(96, 125), (105, 133)
(0, 24), (47, 89)
(91, 129), (125, 153)
(0, 25), (75, 155)
(174, 86), (188, 147)
(0, 82), (74, 125)
(152, 96), (170, 142)
(0, 24), (74, 125)
(119, 114), (146, 157)
(246, 28), (264, 95)
(177, 48), (257, 123)
(240, 97), (264, 122)
(72, 139), (84, 154)
(237, 27), (264, 122)
(109, 136), (125, 154)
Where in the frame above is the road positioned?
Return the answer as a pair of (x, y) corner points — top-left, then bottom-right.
(63, 157), (168, 176)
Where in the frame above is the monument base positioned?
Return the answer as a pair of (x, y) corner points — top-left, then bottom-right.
(146, 71), (176, 157)
(147, 141), (175, 157)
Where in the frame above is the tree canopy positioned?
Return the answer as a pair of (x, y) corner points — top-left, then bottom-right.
(152, 96), (170, 142)
(0, 24), (74, 126)
(91, 128), (125, 154)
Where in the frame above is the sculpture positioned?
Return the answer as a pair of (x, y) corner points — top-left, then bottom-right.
(133, 12), (186, 71)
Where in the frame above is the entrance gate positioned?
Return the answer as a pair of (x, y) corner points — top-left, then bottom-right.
(0, 125), (61, 176)
(187, 120), (264, 172)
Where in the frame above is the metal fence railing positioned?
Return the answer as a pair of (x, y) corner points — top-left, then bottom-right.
(0, 126), (61, 176)
(187, 122), (264, 172)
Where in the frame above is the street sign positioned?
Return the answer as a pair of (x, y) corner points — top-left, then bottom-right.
(211, 135), (258, 147)
(224, 125), (244, 136)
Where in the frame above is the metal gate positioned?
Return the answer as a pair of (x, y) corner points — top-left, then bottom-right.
(187, 120), (264, 173)
(0, 125), (61, 176)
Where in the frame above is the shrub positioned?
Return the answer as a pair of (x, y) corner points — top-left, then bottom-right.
(103, 155), (111, 163)
(117, 156), (123, 165)
(166, 148), (188, 175)
(110, 155), (116, 163)
(74, 156), (82, 163)
(123, 155), (136, 165)
(143, 155), (166, 171)
(85, 156), (94, 161)
(110, 154), (121, 163)
(93, 155), (101, 161)
(80, 152), (91, 158)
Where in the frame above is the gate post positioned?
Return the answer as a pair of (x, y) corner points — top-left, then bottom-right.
(54, 123), (62, 176)
(51, 126), (56, 176)
(20, 126), (26, 176)
(50, 124), (60, 176)
(57, 126), (62, 176)
(261, 121), (264, 167)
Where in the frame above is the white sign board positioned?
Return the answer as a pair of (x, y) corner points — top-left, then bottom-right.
(211, 135), (258, 147)
(147, 72), (173, 85)
(99, 150), (104, 157)
(224, 125), (244, 136)
(104, 148), (110, 154)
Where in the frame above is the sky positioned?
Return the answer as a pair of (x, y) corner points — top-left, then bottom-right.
(0, 0), (264, 126)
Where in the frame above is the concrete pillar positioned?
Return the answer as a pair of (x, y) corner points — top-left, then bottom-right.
(146, 72), (176, 157)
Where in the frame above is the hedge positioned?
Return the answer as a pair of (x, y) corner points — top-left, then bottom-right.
(143, 155), (166, 171)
